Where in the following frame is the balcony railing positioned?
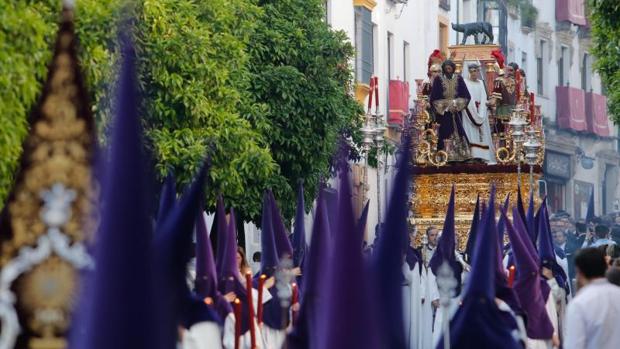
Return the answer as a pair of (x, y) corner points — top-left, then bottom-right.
(556, 0), (587, 26)
(556, 86), (587, 132)
(585, 92), (610, 137)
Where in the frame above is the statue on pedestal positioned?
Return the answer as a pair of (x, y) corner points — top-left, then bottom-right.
(451, 22), (494, 45)
(489, 49), (517, 148)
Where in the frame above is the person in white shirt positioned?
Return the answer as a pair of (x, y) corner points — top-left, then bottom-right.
(565, 248), (620, 349)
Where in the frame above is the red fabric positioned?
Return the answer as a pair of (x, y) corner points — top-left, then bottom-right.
(586, 92), (609, 137)
(428, 49), (445, 69)
(556, 86), (587, 132)
(388, 80), (409, 126)
(556, 0), (586, 26)
(491, 49), (505, 69)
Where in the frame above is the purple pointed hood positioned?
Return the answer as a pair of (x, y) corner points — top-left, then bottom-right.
(502, 208), (554, 339)
(292, 182), (307, 268)
(214, 195), (227, 277)
(537, 200), (568, 288)
(464, 195), (481, 264)
(220, 209), (241, 288)
(270, 190), (294, 260)
(76, 38), (157, 349)
(195, 212), (218, 298)
(497, 193), (510, 250)
(516, 184), (527, 229)
(429, 186), (463, 296)
(287, 189), (331, 349)
(439, 186), (521, 349)
(319, 162), (377, 349)
(260, 191), (279, 276)
(153, 162), (208, 348)
(157, 174), (177, 222)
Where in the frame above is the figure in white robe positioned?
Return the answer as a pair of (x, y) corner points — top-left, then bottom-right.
(403, 262), (422, 349)
(462, 62), (495, 163)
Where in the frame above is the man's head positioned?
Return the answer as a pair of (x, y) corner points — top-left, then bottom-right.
(442, 60), (456, 78)
(505, 65), (515, 77)
(553, 229), (567, 246)
(574, 247), (608, 288)
(467, 63), (480, 81)
(508, 62), (519, 73)
(595, 224), (610, 240)
(429, 63), (442, 79)
(426, 226), (439, 247)
(252, 251), (261, 263)
(576, 221), (587, 235)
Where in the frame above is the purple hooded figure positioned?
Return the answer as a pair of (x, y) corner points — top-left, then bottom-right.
(537, 200), (569, 291)
(260, 192), (291, 330)
(429, 186), (464, 296)
(269, 190), (294, 261)
(156, 174), (176, 222)
(73, 37), (157, 349)
(437, 186), (521, 349)
(502, 208), (554, 340)
(292, 182), (307, 269)
(286, 189), (332, 349)
(318, 162), (378, 349)
(464, 195), (481, 264)
(369, 132), (412, 348)
(195, 211), (232, 323)
(214, 195), (227, 278)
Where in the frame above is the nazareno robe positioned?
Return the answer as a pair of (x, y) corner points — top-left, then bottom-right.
(430, 73), (471, 153)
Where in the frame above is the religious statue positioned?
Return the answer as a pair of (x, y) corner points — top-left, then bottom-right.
(430, 60), (472, 161)
(420, 50), (445, 125)
(462, 62), (495, 163)
(451, 22), (494, 45)
(489, 49), (517, 147)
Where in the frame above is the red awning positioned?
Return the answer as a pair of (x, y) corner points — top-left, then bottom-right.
(388, 80), (410, 127)
(556, 0), (587, 26)
(556, 86), (587, 132)
(586, 92), (609, 137)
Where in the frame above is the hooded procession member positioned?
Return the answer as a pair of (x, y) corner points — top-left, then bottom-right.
(429, 186), (464, 345)
(437, 187), (521, 349)
(503, 208), (557, 349)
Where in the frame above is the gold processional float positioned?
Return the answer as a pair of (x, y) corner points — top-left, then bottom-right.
(408, 44), (544, 250)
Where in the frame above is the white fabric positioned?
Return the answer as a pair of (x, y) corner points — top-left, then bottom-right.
(565, 279), (620, 349)
(402, 262), (423, 349)
(463, 77), (494, 163)
(419, 265), (435, 349)
(431, 295), (460, 347)
(221, 287), (273, 349)
(182, 322), (223, 349)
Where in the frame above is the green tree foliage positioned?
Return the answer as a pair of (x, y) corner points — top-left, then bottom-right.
(246, 0), (363, 218)
(589, 0), (620, 122)
(0, 0), (361, 222)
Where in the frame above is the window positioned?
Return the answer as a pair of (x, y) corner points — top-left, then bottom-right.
(547, 180), (566, 214)
(387, 32), (394, 80)
(558, 46), (569, 87)
(355, 7), (374, 84)
(403, 41), (410, 82)
(521, 52), (527, 74)
(537, 40), (545, 95)
(581, 53), (592, 92)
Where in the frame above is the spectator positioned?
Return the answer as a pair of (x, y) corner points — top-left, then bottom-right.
(606, 259), (620, 287)
(565, 248), (620, 349)
(590, 225), (616, 247)
(611, 224), (620, 245)
(605, 244), (620, 266)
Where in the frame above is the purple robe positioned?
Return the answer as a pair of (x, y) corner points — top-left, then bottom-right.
(430, 74), (471, 151)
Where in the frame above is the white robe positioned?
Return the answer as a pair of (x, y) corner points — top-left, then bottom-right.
(181, 321), (223, 349)
(402, 262), (423, 349)
(419, 265), (436, 349)
(222, 288), (273, 349)
(462, 78), (495, 163)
